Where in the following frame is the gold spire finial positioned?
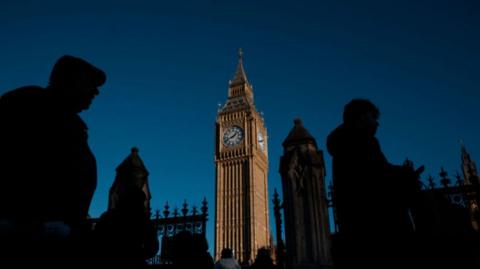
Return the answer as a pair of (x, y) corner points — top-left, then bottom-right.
(238, 48), (243, 62)
(459, 139), (467, 153)
(294, 118), (303, 126)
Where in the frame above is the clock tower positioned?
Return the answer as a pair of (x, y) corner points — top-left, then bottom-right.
(214, 49), (270, 264)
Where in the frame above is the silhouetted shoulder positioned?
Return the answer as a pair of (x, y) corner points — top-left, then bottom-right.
(1, 86), (44, 99)
(327, 123), (381, 159)
(326, 124), (347, 157)
(0, 86), (47, 112)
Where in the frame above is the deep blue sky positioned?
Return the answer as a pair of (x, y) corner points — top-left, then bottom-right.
(1, 0), (479, 249)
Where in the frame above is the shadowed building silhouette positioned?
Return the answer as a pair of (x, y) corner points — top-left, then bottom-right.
(278, 119), (332, 269)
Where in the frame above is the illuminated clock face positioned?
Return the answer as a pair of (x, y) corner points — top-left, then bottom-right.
(258, 131), (265, 151)
(223, 126), (244, 147)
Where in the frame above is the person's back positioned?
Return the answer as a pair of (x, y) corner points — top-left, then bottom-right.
(0, 86), (49, 220)
(215, 248), (241, 269)
(250, 248), (276, 269)
(215, 259), (241, 269)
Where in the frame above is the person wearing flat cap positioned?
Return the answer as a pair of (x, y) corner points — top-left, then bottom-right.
(0, 55), (106, 266)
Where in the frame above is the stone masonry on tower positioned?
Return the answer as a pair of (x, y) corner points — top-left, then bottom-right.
(214, 49), (270, 265)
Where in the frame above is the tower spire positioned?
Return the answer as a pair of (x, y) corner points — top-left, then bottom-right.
(230, 48), (248, 85)
(238, 47), (243, 62)
(222, 48), (255, 109)
(460, 140), (480, 185)
(460, 139), (468, 156)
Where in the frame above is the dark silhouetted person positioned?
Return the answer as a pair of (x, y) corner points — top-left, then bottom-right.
(0, 55), (106, 267)
(94, 188), (159, 268)
(215, 248), (241, 269)
(326, 99), (423, 268)
(193, 234), (215, 269)
(171, 230), (195, 268)
(170, 231), (214, 269)
(250, 248), (277, 269)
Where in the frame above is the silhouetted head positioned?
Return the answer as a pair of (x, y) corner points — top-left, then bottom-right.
(221, 248), (234, 259)
(254, 247), (273, 264)
(48, 55), (106, 113)
(172, 231), (195, 264)
(343, 98), (380, 136)
(193, 234), (209, 252)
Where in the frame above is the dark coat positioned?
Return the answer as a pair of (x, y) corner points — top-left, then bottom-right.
(0, 86), (97, 231)
(327, 124), (421, 268)
(327, 124), (416, 236)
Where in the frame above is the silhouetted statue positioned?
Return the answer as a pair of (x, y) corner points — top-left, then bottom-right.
(279, 119), (332, 269)
(215, 248), (241, 269)
(326, 99), (423, 268)
(109, 147), (152, 213)
(0, 55), (106, 267)
(250, 248), (277, 269)
(94, 188), (159, 268)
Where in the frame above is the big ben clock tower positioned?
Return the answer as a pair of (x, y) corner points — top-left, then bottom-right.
(214, 49), (270, 264)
